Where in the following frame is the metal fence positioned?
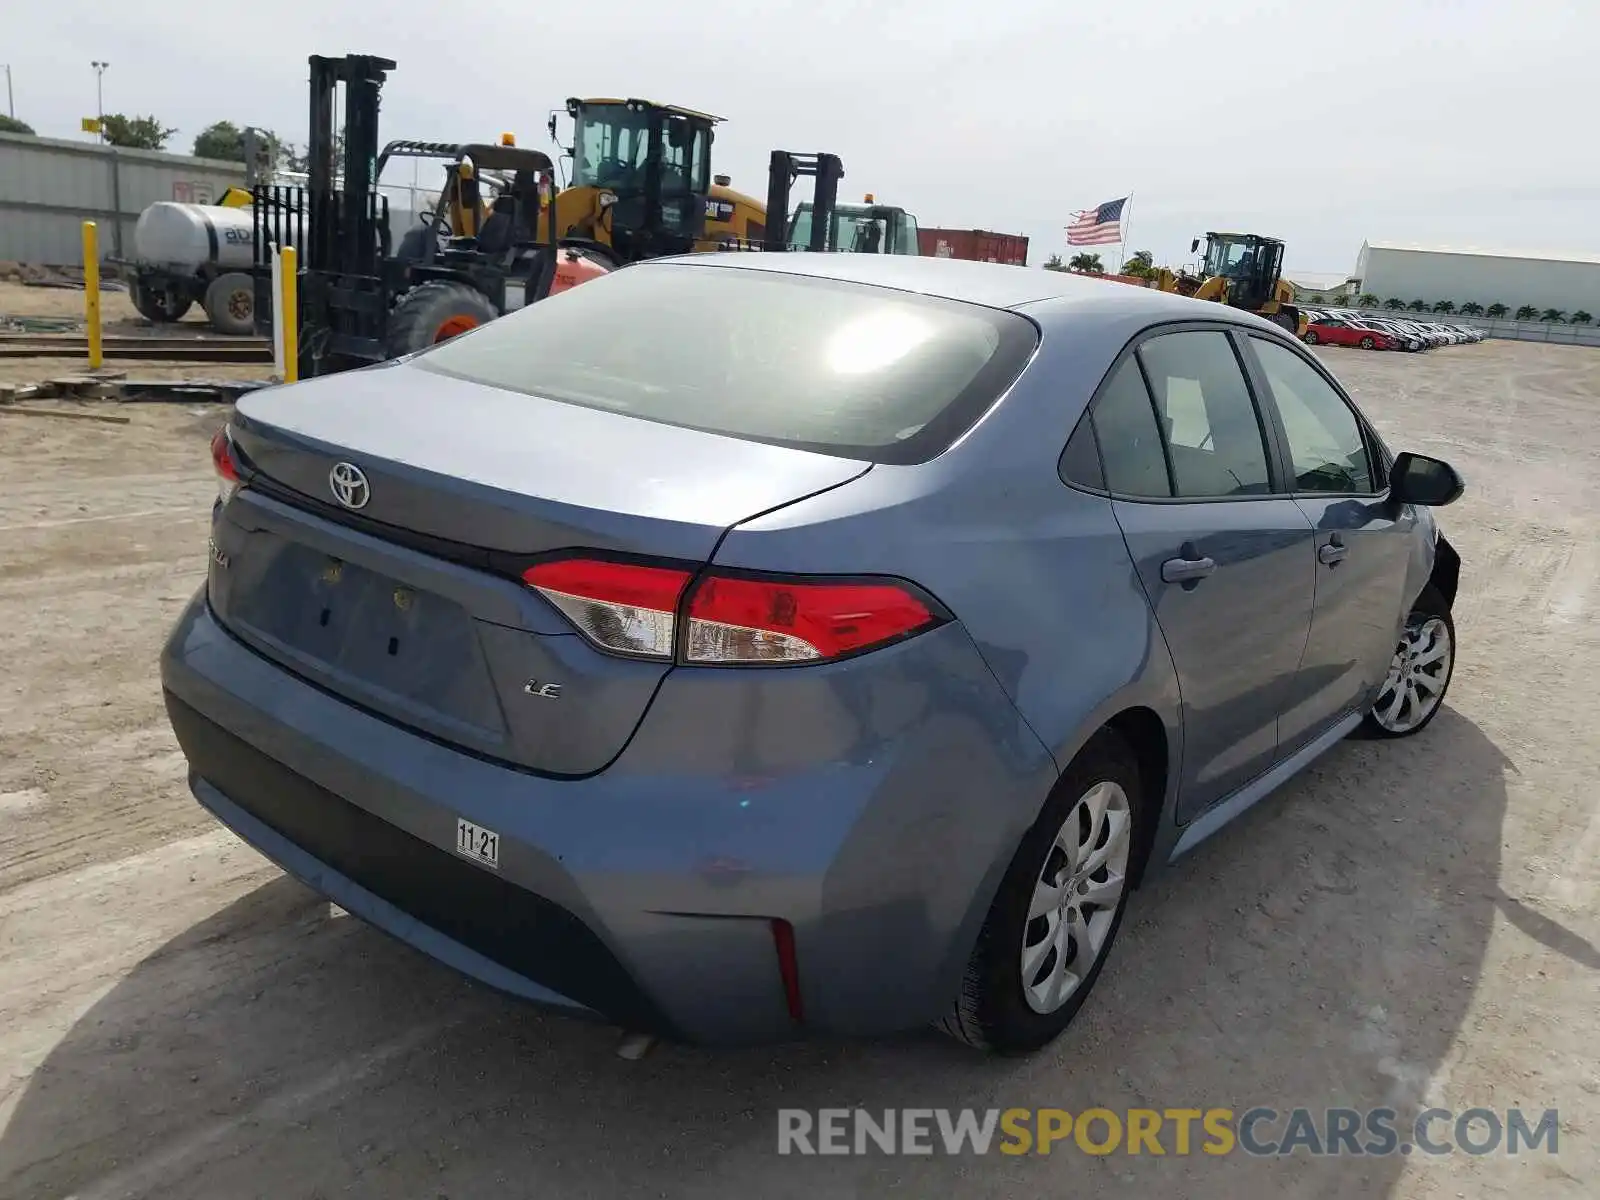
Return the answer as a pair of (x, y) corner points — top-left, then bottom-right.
(0, 131), (248, 266)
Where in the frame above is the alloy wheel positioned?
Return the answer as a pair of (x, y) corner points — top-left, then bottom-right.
(1371, 616), (1452, 734)
(1021, 781), (1131, 1014)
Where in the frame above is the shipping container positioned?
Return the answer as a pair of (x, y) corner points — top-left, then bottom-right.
(917, 227), (1029, 266)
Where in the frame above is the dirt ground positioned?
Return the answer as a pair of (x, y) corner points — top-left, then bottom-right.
(0, 339), (1596, 1199)
(0, 278), (210, 335)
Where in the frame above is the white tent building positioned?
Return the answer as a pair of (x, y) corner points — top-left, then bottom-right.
(1354, 243), (1600, 316)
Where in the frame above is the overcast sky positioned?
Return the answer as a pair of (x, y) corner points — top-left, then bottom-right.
(9, 0), (1596, 273)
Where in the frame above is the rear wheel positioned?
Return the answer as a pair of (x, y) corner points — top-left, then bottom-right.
(1271, 311), (1298, 334)
(1304, 329), (1319, 345)
(940, 728), (1141, 1055)
(386, 281), (501, 358)
(1360, 585), (1455, 739)
(202, 272), (255, 336)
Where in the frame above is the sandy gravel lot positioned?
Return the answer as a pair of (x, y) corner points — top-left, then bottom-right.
(0, 339), (1596, 1199)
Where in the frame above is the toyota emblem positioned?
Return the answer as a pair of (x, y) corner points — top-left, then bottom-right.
(329, 461), (371, 510)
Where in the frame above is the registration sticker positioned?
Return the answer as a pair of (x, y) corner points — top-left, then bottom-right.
(455, 818), (500, 870)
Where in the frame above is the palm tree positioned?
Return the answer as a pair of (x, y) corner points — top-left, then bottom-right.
(1515, 305), (1538, 321)
(1043, 253), (1067, 272)
(1431, 300), (1456, 314)
(1407, 299), (1427, 312)
(1459, 302), (1484, 316)
(1358, 292), (1381, 308)
(1383, 298), (1405, 310)
(1541, 309), (1566, 323)
(1486, 303), (1509, 318)
(1068, 253), (1105, 275)
(1120, 250), (1156, 278)
(1572, 311), (1594, 326)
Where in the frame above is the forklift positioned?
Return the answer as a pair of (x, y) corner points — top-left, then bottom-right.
(255, 54), (723, 377)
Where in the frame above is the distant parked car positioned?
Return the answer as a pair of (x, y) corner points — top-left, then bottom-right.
(1304, 316), (1399, 350)
(1356, 319), (1425, 352)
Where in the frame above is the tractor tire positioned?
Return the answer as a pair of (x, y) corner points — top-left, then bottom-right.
(202, 272), (256, 336)
(1271, 310), (1298, 334)
(386, 281), (501, 358)
(130, 275), (193, 323)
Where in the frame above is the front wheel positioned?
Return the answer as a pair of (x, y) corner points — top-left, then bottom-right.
(1359, 335), (1375, 350)
(940, 728), (1141, 1055)
(1360, 585), (1455, 739)
(385, 280), (501, 358)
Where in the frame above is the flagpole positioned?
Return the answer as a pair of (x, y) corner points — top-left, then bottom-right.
(1117, 192), (1134, 274)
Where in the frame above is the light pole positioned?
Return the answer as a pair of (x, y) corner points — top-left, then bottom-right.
(3, 65), (13, 121)
(90, 60), (109, 141)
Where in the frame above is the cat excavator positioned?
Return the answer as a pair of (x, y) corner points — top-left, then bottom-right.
(1155, 232), (1306, 336)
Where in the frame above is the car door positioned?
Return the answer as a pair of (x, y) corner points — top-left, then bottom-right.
(1090, 326), (1316, 821)
(1242, 334), (1416, 754)
(1320, 318), (1354, 347)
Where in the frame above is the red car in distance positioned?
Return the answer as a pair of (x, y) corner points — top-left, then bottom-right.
(1302, 316), (1398, 351)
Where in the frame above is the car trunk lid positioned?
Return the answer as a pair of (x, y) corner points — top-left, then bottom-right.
(209, 363), (870, 774)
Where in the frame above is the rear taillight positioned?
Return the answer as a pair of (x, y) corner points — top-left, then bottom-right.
(524, 558), (691, 659)
(211, 427), (240, 504)
(522, 556), (943, 665)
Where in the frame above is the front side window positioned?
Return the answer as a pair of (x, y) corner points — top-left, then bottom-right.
(1251, 339), (1376, 494)
(1136, 331), (1272, 498)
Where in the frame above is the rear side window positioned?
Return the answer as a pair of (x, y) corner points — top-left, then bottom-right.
(1090, 361), (1171, 498)
(412, 263), (1039, 465)
(1136, 331), (1272, 498)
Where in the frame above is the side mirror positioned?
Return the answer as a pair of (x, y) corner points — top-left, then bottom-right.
(1189, 238), (1199, 253)
(1389, 452), (1464, 507)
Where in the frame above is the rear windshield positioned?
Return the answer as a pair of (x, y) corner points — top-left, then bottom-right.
(412, 261), (1039, 464)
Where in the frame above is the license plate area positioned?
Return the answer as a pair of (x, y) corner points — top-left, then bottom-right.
(223, 533), (506, 737)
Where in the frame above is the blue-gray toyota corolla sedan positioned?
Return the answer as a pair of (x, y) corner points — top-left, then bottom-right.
(161, 253), (1464, 1054)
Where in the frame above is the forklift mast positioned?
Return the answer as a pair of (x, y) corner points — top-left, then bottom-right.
(763, 151), (842, 252)
(305, 53), (395, 277)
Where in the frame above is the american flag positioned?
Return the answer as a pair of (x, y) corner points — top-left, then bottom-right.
(1066, 197), (1128, 246)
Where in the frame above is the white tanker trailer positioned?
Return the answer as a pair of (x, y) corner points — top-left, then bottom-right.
(125, 201), (300, 335)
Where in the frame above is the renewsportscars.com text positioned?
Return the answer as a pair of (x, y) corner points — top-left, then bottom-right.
(777, 1107), (1560, 1157)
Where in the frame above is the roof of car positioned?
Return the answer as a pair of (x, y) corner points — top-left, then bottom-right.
(657, 252), (1280, 327)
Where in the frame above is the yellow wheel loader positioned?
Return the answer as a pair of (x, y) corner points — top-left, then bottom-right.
(1156, 232), (1307, 337)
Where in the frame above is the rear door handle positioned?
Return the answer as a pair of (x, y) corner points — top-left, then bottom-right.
(1161, 556), (1216, 584)
(1318, 540), (1349, 566)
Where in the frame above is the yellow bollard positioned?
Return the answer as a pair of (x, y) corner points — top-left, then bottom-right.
(280, 246), (299, 383)
(82, 222), (103, 370)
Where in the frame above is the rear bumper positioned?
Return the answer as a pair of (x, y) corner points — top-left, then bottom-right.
(160, 592), (1056, 1045)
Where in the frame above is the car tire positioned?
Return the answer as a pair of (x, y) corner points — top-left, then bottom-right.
(939, 728), (1142, 1055)
(1359, 335), (1375, 350)
(1304, 330), (1319, 345)
(1358, 584), (1455, 740)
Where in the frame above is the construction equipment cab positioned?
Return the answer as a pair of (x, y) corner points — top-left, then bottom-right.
(787, 194), (920, 254)
(547, 98), (716, 263)
(1159, 232), (1303, 335)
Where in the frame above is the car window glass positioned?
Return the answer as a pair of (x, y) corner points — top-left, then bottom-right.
(1136, 331), (1272, 498)
(1090, 360), (1171, 498)
(1059, 413), (1105, 491)
(1251, 338), (1375, 494)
